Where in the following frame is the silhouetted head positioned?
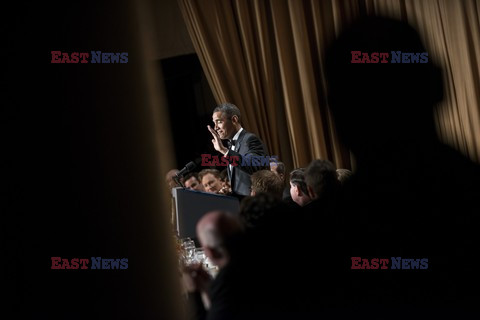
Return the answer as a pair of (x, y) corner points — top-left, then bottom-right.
(305, 159), (339, 201)
(239, 192), (283, 228)
(325, 16), (443, 155)
(196, 211), (244, 268)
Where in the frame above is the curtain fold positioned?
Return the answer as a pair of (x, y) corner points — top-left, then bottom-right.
(178, 0), (480, 170)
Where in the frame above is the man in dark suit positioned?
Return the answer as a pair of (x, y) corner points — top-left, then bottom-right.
(207, 103), (268, 196)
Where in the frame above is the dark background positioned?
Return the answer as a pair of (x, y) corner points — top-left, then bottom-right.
(5, 1), (211, 318)
(161, 54), (217, 169)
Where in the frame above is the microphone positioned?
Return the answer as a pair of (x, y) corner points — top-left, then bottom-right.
(176, 161), (197, 178)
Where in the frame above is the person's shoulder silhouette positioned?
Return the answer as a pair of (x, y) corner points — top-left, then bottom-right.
(324, 16), (480, 313)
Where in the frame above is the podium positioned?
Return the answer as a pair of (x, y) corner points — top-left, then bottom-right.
(172, 188), (240, 239)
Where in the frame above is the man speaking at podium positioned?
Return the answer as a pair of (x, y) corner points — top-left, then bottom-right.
(207, 103), (268, 197)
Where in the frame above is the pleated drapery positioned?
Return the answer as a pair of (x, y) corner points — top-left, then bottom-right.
(178, 0), (480, 169)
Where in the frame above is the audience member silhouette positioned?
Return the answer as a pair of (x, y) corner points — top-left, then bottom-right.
(304, 159), (340, 203)
(302, 159), (340, 229)
(239, 192), (283, 228)
(325, 16), (480, 316)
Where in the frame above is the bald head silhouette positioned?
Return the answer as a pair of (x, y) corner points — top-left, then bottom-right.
(196, 211), (243, 268)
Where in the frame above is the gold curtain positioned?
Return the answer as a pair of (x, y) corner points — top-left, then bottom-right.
(178, 0), (480, 170)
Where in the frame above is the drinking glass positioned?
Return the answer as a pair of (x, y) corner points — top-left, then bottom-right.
(181, 238), (196, 265)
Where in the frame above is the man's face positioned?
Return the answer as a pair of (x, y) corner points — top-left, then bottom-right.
(202, 173), (223, 193)
(185, 176), (204, 191)
(212, 111), (236, 140)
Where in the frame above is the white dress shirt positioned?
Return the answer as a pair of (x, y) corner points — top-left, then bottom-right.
(225, 127), (243, 173)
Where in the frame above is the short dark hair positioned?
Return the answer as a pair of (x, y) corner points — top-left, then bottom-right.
(250, 170), (283, 198)
(213, 103), (241, 122)
(184, 172), (199, 181)
(239, 193), (282, 228)
(289, 168), (309, 195)
(305, 159), (339, 199)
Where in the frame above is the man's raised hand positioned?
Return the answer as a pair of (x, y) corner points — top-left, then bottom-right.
(207, 125), (228, 154)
